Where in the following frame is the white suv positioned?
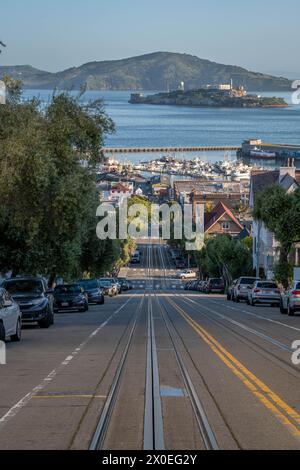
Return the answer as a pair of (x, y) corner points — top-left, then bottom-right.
(280, 281), (300, 316)
(0, 288), (22, 342)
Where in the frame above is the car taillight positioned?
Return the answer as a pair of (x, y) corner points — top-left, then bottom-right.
(292, 290), (300, 296)
(254, 288), (261, 293)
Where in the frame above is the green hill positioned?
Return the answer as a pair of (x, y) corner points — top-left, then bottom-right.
(0, 52), (292, 92)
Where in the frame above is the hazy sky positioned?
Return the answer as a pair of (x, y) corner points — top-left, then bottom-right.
(1, 0), (299, 76)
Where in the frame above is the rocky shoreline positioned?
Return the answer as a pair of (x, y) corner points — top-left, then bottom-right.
(129, 88), (288, 109)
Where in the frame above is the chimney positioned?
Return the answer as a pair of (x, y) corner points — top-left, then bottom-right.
(279, 157), (296, 181)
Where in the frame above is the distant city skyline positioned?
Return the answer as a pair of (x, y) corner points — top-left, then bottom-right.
(1, 0), (300, 78)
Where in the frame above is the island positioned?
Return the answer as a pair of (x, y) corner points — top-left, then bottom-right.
(129, 87), (288, 109)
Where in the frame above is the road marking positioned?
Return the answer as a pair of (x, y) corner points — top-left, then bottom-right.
(208, 299), (300, 333)
(0, 296), (135, 430)
(168, 298), (300, 439)
(183, 296), (292, 352)
(33, 394), (107, 399)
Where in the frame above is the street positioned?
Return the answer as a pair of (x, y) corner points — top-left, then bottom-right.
(0, 240), (300, 450)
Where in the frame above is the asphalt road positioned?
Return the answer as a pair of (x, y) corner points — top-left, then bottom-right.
(0, 240), (300, 450)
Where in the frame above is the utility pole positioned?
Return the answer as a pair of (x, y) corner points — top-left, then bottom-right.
(256, 221), (261, 278)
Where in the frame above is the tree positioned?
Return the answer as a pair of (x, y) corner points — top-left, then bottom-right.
(0, 82), (115, 284)
(253, 185), (300, 286)
(195, 235), (252, 286)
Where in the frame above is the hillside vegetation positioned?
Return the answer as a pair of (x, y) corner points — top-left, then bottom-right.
(0, 52), (292, 91)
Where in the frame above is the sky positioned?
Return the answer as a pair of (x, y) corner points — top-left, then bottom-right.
(0, 0), (299, 77)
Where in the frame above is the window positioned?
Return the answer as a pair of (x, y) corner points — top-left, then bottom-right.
(222, 222), (230, 230)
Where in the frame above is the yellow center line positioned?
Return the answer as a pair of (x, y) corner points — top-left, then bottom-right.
(167, 297), (300, 439)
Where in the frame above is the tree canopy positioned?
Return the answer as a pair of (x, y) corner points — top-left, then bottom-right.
(0, 79), (122, 283)
(253, 184), (300, 285)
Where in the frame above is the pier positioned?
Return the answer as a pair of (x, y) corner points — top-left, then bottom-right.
(102, 145), (241, 155)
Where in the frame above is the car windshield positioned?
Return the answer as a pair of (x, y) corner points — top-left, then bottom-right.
(100, 279), (113, 285)
(3, 280), (43, 294)
(240, 278), (259, 285)
(55, 285), (81, 294)
(100, 281), (112, 287)
(257, 282), (278, 289)
(296, 282), (300, 290)
(211, 279), (222, 285)
(78, 280), (98, 289)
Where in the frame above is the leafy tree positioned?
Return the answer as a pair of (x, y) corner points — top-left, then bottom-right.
(195, 235), (252, 286)
(0, 81), (115, 284)
(253, 185), (300, 286)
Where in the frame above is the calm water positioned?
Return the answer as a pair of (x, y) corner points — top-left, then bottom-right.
(23, 89), (300, 164)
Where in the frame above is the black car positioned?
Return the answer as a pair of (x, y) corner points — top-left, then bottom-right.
(2, 277), (54, 328)
(53, 284), (89, 313)
(118, 278), (130, 291)
(77, 279), (105, 305)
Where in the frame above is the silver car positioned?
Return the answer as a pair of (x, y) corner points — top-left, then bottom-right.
(247, 281), (281, 307)
(0, 288), (22, 342)
(280, 281), (300, 316)
(233, 277), (260, 303)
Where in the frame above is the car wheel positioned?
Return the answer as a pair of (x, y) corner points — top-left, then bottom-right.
(236, 297), (240, 303)
(0, 322), (5, 342)
(280, 302), (287, 315)
(38, 310), (52, 329)
(11, 318), (22, 342)
(288, 304), (295, 317)
(246, 299), (250, 305)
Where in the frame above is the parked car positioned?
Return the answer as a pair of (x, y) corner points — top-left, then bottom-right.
(205, 278), (225, 294)
(184, 281), (192, 291)
(178, 270), (196, 280)
(233, 277), (260, 303)
(227, 279), (238, 301)
(99, 279), (115, 297)
(53, 284), (89, 313)
(127, 280), (133, 290)
(196, 280), (206, 292)
(170, 249), (182, 261)
(175, 259), (186, 269)
(118, 278), (130, 291)
(0, 288), (22, 342)
(247, 281), (281, 307)
(280, 281), (300, 316)
(2, 277), (54, 328)
(112, 278), (122, 294)
(131, 251), (141, 264)
(100, 278), (118, 296)
(77, 279), (105, 305)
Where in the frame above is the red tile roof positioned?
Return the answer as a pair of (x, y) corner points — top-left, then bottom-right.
(204, 201), (243, 232)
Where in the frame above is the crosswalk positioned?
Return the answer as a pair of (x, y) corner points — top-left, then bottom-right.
(129, 279), (185, 290)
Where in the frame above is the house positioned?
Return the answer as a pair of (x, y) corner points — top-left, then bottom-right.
(250, 160), (300, 278)
(204, 202), (244, 238)
(174, 179), (249, 209)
